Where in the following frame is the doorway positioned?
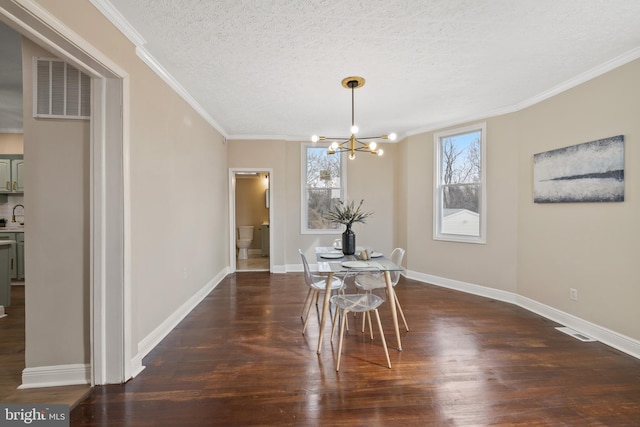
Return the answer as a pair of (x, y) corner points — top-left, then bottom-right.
(0, 2), (127, 387)
(229, 169), (272, 272)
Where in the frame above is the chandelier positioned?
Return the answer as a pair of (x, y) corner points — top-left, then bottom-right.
(311, 76), (396, 160)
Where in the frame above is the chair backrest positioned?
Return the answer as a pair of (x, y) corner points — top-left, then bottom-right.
(389, 248), (406, 286)
(298, 249), (314, 287)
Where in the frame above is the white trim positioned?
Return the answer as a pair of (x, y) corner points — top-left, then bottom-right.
(0, 305), (5, 318)
(19, 364), (90, 389)
(133, 268), (228, 371)
(406, 269), (640, 360)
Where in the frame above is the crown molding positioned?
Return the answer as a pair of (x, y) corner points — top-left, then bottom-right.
(407, 46), (640, 137)
(89, 0), (145, 46)
(91, 0), (228, 138)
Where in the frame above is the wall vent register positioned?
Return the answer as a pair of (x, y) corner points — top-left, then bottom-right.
(34, 57), (91, 119)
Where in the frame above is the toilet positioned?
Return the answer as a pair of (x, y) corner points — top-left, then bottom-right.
(236, 226), (254, 260)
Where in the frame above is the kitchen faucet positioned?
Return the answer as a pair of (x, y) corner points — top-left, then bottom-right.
(12, 203), (24, 223)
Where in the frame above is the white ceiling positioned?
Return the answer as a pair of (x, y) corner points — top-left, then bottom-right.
(4, 1), (640, 139)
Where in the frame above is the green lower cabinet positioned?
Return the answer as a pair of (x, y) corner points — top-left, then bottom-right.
(16, 233), (24, 280)
(0, 232), (21, 280)
(0, 243), (10, 306)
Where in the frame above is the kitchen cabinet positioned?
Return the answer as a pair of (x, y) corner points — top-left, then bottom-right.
(16, 233), (24, 280)
(0, 155), (24, 193)
(0, 232), (23, 280)
(0, 241), (11, 307)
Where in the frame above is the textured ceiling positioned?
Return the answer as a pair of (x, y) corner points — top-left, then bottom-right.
(3, 1), (640, 139)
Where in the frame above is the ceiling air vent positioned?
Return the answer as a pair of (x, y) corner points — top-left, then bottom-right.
(34, 57), (90, 120)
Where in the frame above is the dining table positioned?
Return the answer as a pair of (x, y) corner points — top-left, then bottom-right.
(314, 246), (405, 354)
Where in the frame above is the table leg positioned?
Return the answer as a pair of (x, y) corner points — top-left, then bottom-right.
(385, 270), (402, 351)
(316, 272), (334, 354)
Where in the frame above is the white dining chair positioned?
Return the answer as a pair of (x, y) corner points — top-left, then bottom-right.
(299, 249), (344, 335)
(354, 247), (409, 332)
(330, 271), (392, 371)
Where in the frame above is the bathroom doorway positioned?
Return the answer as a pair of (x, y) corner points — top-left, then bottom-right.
(230, 169), (272, 272)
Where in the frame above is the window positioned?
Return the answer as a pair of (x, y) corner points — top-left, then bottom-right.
(301, 143), (346, 234)
(34, 57), (91, 119)
(434, 123), (486, 243)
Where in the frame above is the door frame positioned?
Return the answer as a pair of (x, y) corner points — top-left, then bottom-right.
(228, 168), (273, 272)
(0, 0), (129, 384)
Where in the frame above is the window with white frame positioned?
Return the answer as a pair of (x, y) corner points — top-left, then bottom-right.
(301, 143), (346, 234)
(434, 123), (486, 243)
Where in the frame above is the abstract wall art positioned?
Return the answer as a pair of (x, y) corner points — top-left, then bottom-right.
(533, 135), (624, 203)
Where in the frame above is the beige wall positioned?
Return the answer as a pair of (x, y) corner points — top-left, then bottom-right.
(22, 37), (90, 366)
(20, 0), (229, 370)
(11, 0), (639, 380)
(228, 139), (398, 266)
(517, 59), (640, 339)
(0, 133), (23, 154)
(403, 113), (520, 292)
(402, 58), (640, 342)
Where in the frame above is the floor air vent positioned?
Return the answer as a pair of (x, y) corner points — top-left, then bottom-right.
(555, 327), (596, 342)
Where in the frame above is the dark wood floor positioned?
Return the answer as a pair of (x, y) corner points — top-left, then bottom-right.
(71, 272), (640, 426)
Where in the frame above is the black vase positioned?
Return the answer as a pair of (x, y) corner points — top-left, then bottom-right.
(342, 226), (356, 255)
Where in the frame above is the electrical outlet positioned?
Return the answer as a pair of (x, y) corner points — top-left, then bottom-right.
(569, 288), (578, 301)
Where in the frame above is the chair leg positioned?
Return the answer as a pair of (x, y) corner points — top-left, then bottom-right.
(366, 311), (374, 339)
(336, 308), (348, 371)
(330, 303), (340, 343)
(302, 290), (318, 335)
(301, 288), (313, 319)
(394, 293), (409, 332)
(374, 308), (392, 369)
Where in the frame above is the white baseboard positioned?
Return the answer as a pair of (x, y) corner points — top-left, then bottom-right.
(19, 363), (90, 389)
(406, 270), (640, 360)
(271, 264), (287, 273)
(132, 267), (228, 376)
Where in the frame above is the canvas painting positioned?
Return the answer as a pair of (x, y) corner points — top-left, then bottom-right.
(533, 135), (624, 203)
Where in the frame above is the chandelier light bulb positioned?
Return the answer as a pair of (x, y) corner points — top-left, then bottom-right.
(348, 152), (356, 160)
(311, 135), (319, 142)
(350, 125), (358, 134)
(377, 149), (384, 156)
(388, 132), (397, 141)
(369, 142), (377, 151)
(330, 141), (339, 150)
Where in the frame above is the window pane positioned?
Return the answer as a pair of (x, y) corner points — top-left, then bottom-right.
(440, 131), (481, 185)
(442, 183), (480, 236)
(304, 146), (342, 231)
